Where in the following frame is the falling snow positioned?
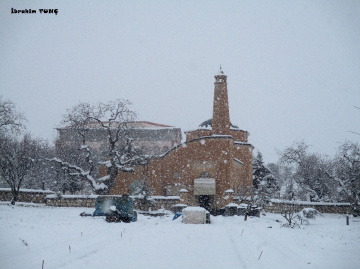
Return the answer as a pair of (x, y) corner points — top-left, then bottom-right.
(1, 204), (359, 269)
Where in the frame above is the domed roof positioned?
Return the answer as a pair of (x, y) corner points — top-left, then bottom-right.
(215, 65), (225, 76)
(216, 69), (225, 76)
(199, 119), (239, 129)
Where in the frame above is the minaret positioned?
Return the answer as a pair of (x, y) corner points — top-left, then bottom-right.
(212, 66), (231, 135)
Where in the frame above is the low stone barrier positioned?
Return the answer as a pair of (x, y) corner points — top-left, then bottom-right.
(0, 189), (352, 214)
(0, 189), (180, 211)
(263, 199), (352, 214)
(45, 194), (180, 211)
(45, 194), (98, 207)
(0, 188), (54, 203)
(133, 196), (180, 211)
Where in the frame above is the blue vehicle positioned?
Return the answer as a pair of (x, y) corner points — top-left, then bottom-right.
(93, 195), (137, 223)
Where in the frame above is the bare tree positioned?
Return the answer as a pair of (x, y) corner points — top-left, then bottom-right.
(50, 143), (89, 194)
(0, 95), (26, 134)
(22, 141), (57, 191)
(278, 142), (337, 202)
(49, 99), (146, 194)
(280, 204), (299, 228)
(0, 96), (32, 202)
(334, 141), (360, 209)
(0, 134), (45, 204)
(347, 106), (360, 136)
(280, 204), (311, 228)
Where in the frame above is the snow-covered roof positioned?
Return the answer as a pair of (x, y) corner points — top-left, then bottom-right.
(151, 135), (236, 160)
(45, 194), (181, 200)
(234, 141), (250, 145)
(46, 194), (99, 199)
(234, 158), (244, 165)
(194, 178), (216, 183)
(234, 141), (253, 148)
(57, 121), (179, 130)
(215, 66), (225, 76)
(173, 203), (188, 207)
(184, 119), (250, 134)
(269, 199), (351, 206)
(216, 69), (225, 76)
(198, 118), (239, 129)
(225, 203), (238, 207)
(183, 206), (207, 212)
(151, 196), (180, 200)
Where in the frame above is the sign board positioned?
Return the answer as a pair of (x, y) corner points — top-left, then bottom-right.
(194, 178), (216, 195)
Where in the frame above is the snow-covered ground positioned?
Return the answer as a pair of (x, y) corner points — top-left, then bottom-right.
(0, 203), (359, 269)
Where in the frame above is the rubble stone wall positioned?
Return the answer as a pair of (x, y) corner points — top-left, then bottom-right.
(262, 201), (352, 214)
(0, 189), (53, 203)
(110, 136), (253, 210)
(45, 195), (180, 211)
(134, 197), (180, 211)
(0, 189), (352, 214)
(46, 197), (96, 207)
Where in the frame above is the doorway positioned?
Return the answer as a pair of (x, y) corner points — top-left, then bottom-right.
(198, 195), (212, 211)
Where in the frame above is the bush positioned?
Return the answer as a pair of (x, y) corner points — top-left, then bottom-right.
(301, 208), (322, 219)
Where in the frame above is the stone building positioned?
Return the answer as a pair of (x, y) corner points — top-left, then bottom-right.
(108, 70), (254, 211)
(56, 121), (182, 157)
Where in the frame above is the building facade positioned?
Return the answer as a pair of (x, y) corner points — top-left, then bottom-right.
(56, 121), (182, 157)
(109, 70), (254, 211)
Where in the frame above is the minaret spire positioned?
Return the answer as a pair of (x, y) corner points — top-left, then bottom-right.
(212, 67), (230, 135)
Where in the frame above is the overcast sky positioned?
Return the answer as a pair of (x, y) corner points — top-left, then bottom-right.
(1, 0), (359, 163)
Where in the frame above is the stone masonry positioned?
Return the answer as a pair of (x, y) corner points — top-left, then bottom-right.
(109, 70), (254, 211)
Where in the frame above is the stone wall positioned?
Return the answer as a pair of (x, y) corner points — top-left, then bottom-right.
(0, 188), (53, 203)
(45, 194), (180, 211)
(45, 195), (97, 207)
(262, 200), (352, 214)
(1, 189), (352, 214)
(110, 136), (253, 210)
(0, 189), (181, 211)
(134, 196), (180, 211)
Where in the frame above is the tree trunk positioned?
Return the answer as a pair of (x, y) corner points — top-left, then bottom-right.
(11, 189), (19, 205)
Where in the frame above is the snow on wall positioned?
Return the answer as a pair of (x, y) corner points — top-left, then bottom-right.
(263, 199), (352, 214)
(269, 199), (351, 206)
(0, 188), (54, 193)
(0, 189), (54, 204)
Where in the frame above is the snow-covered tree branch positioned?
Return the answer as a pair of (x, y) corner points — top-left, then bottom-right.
(48, 157), (107, 191)
(53, 99), (147, 194)
(0, 134), (47, 204)
(277, 142), (337, 202)
(334, 141), (360, 207)
(252, 151), (280, 205)
(0, 95), (26, 134)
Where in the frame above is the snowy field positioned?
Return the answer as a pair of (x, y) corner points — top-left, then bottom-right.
(0, 203), (359, 269)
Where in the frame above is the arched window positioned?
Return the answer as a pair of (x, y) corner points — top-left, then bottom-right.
(141, 146), (147, 155)
(162, 146), (169, 153)
(154, 146), (160, 155)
